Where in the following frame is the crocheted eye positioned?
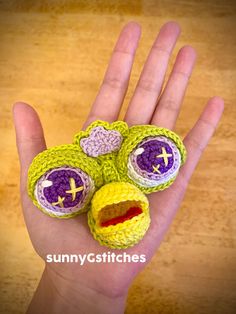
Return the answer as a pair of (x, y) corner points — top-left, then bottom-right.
(116, 126), (186, 192)
(128, 136), (182, 187)
(28, 145), (103, 218)
(35, 166), (94, 217)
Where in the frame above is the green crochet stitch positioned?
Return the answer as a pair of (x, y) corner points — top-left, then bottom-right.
(27, 120), (186, 219)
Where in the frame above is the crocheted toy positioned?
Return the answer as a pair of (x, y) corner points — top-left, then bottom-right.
(28, 120), (186, 249)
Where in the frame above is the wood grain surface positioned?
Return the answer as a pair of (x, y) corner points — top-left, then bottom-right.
(0, 1), (235, 313)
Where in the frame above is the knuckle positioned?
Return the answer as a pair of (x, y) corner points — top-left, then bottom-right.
(103, 76), (126, 90)
(113, 49), (134, 58)
(187, 136), (205, 154)
(199, 118), (216, 133)
(17, 136), (44, 145)
(152, 45), (171, 57)
(159, 99), (179, 113)
(138, 78), (159, 93)
(172, 70), (190, 81)
(177, 171), (189, 191)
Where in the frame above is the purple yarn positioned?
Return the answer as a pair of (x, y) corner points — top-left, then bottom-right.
(43, 169), (84, 208)
(136, 140), (173, 174)
(80, 126), (122, 157)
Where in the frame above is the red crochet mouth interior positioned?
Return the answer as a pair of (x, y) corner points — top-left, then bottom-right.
(100, 205), (142, 227)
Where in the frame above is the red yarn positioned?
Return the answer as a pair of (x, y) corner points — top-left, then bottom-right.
(101, 207), (142, 227)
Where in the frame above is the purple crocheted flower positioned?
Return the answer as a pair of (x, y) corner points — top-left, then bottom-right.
(80, 126), (123, 157)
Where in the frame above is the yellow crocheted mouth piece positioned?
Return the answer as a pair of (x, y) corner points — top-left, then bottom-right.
(27, 120), (186, 249)
(88, 182), (150, 249)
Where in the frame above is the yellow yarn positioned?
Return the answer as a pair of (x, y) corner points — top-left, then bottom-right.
(27, 144), (103, 218)
(88, 182), (150, 249)
(27, 120), (186, 249)
(116, 124), (186, 193)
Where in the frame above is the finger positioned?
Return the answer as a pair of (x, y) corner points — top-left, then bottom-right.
(13, 102), (46, 183)
(13, 102), (61, 239)
(151, 45), (196, 129)
(180, 96), (224, 186)
(149, 97), (224, 240)
(83, 22), (141, 128)
(125, 21), (181, 125)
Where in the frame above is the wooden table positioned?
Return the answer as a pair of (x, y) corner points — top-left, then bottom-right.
(0, 1), (235, 313)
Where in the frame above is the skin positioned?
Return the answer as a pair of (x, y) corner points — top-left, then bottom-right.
(13, 21), (224, 314)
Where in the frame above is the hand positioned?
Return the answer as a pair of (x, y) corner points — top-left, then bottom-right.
(13, 21), (224, 314)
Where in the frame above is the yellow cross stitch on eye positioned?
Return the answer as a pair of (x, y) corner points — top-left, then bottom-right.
(28, 120), (187, 249)
(52, 196), (65, 208)
(66, 177), (84, 201)
(156, 147), (172, 166)
(152, 164), (161, 174)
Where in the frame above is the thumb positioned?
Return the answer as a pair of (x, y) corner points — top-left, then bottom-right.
(13, 102), (46, 188)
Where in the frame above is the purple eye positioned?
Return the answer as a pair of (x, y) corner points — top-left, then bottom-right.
(35, 166), (95, 217)
(128, 136), (181, 187)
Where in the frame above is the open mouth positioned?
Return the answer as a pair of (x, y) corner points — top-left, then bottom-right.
(99, 200), (143, 227)
(88, 181), (150, 248)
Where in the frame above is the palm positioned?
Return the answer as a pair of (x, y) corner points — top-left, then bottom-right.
(14, 21), (223, 298)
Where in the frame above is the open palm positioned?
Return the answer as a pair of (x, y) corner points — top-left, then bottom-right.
(13, 22), (223, 313)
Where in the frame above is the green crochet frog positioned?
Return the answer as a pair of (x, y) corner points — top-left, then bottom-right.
(27, 120), (186, 248)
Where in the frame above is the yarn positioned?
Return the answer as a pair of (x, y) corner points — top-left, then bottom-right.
(28, 145), (103, 218)
(27, 120), (186, 248)
(116, 124), (186, 193)
(88, 182), (150, 249)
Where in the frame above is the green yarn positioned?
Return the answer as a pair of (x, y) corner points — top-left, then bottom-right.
(27, 119), (187, 248)
(27, 144), (103, 218)
(116, 124), (187, 193)
(27, 120), (186, 219)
